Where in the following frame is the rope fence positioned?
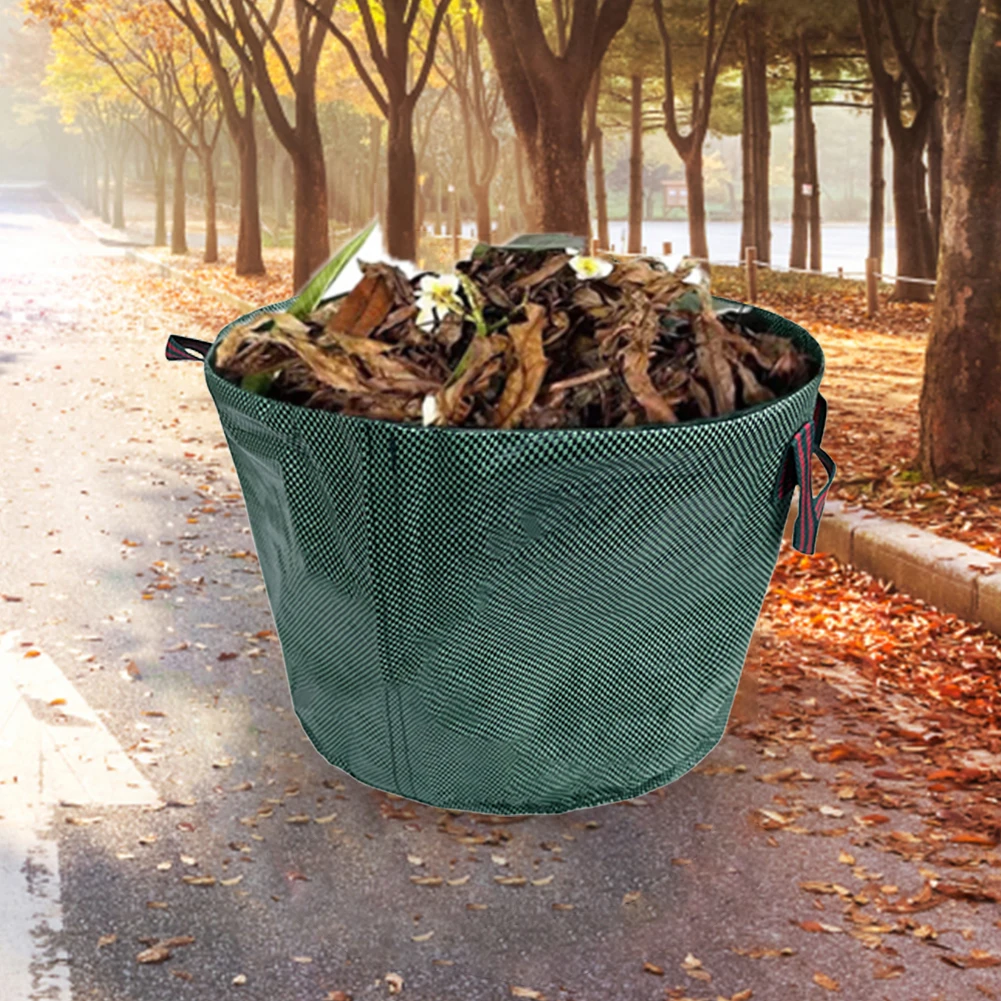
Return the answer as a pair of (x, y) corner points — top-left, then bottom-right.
(587, 238), (936, 318)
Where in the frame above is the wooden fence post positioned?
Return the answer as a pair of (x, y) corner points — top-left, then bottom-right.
(866, 257), (879, 317)
(745, 246), (758, 304)
(449, 184), (459, 259)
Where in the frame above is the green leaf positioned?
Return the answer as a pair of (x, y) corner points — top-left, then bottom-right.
(501, 232), (588, 253)
(240, 371), (275, 397)
(469, 233), (587, 262)
(289, 217), (379, 320)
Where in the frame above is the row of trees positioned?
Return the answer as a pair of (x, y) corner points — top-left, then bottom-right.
(28, 0), (935, 295)
(23, 0), (1001, 483)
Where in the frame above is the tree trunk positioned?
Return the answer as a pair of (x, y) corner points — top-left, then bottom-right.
(101, 140), (111, 224)
(514, 134), (537, 231)
(918, 0), (1001, 485)
(291, 126), (330, 289)
(752, 33), (771, 263)
(927, 98), (943, 257)
(377, 156), (388, 237)
(112, 129), (127, 230)
(790, 41), (808, 269)
(869, 86), (885, 268)
(234, 110), (265, 275)
(593, 126), (609, 251)
(385, 100), (417, 261)
(416, 173), (427, 238)
(84, 137), (98, 213)
(890, 135), (934, 300)
(628, 74), (643, 253)
(368, 115), (381, 221)
(170, 135), (187, 255)
(805, 47), (821, 273)
(741, 12), (771, 263)
(683, 148), (708, 260)
(274, 142), (288, 231)
(473, 182), (491, 243)
(82, 137), (94, 212)
(740, 59), (753, 259)
(522, 99), (591, 236)
(152, 137), (167, 248)
(202, 148), (218, 264)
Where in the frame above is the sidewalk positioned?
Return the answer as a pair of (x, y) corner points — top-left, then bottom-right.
(54, 188), (1001, 641)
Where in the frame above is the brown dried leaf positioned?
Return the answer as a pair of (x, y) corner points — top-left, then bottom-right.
(437, 333), (507, 425)
(159, 936), (195, 949)
(941, 951), (1001, 969)
(734, 360), (775, 405)
(326, 268), (395, 337)
(136, 945), (172, 964)
(493, 302), (550, 429)
(693, 314), (736, 415)
(872, 963), (905, 980)
(322, 332), (394, 358)
(812, 972), (840, 991)
(619, 307), (677, 424)
(510, 253), (572, 289)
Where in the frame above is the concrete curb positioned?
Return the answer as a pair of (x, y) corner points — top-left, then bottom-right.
(783, 499), (1001, 636)
(54, 189), (1001, 638)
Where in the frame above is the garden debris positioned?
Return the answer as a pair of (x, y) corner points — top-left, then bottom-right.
(213, 243), (819, 429)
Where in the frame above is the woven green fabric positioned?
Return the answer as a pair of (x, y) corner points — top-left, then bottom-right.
(201, 294), (827, 815)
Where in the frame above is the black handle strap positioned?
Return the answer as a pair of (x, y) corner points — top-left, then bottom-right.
(777, 392), (837, 555)
(165, 334), (213, 362)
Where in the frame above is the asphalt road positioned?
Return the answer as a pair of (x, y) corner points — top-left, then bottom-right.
(1, 184), (998, 1001)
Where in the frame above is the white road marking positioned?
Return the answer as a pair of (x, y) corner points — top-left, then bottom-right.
(1, 629), (161, 1000)
(0, 630), (159, 808)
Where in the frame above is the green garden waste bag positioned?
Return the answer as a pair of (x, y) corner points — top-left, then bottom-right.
(166, 268), (835, 816)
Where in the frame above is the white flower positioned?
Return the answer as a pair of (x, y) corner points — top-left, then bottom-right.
(682, 264), (710, 288)
(566, 248), (614, 281)
(416, 272), (463, 327)
(421, 393), (440, 426)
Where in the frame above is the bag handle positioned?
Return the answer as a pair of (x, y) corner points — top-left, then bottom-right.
(165, 334), (213, 362)
(777, 392), (837, 555)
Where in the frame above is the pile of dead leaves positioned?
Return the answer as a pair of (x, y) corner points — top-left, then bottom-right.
(213, 244), (819, 430)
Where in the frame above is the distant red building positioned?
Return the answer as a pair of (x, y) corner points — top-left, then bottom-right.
(662, 180), (688, 212)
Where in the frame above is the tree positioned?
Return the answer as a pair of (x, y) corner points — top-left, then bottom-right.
(162, 0), (265, 274)
(478, 0), (635, 236)
(297, 0), (453, 262)
(917, 0), (1001, 484)
(741, 1), (770, 263)
(192, 0), (334, 288)
(585, 59), (610, 251)
(856, 0), (936, 301)
(427, 0), (502, 243)
(38, 33), (133, 226)
(651, 0), (740, 261)
(28, 0), (229, 257)
(600, 3), (662, 252)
